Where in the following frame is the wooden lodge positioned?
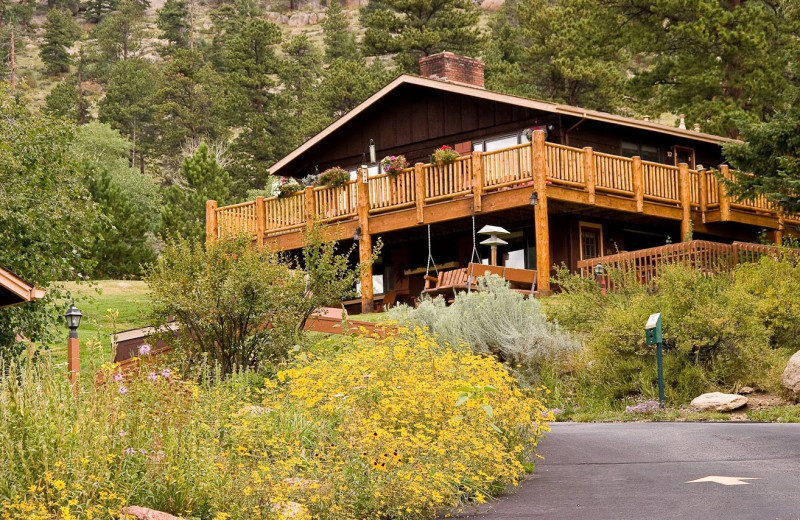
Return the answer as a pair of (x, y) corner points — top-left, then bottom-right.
(206, 52), (794, 312)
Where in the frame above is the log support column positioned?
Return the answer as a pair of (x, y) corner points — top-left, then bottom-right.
(719, 165), (731, 222)
(632, 156), (644, 213)
(532, 130), (551, 294)
(679, 163), (692, 241)
(357, 169), (374, 313)
(206, 200), (218, 245)
(255, 196), (265, 247)
(583, 147), (595, 204)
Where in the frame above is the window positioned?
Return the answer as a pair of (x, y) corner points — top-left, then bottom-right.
(621, 141), (660, 163)
(579, 222), (603, 260)
(473, 131), (529, 152)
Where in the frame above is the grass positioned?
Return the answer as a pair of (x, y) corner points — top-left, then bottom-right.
(746, 405), (800, 423)
(50, 280), (153, 364)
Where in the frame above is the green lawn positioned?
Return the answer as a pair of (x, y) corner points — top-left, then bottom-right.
(50, 280), (153, 365)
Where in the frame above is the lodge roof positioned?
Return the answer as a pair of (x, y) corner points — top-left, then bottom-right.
(0, 265), (45, 309)
(270, 74), (737, 176)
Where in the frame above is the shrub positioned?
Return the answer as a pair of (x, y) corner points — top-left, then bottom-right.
(275, 177), (304, 198)
(379, 155), (408, 176)
(544, 257), (800, 405)
(388, 275), (578, 370)
(318, 167), (350, 187)
(0, 329), (549, 520)
(432, 145), (460, 166)
(144, 227), (366, 374)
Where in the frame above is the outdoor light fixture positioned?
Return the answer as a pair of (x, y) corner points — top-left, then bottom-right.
(478, 225), (510, 265)
(529, 191), (539, 206)
(354, 227), (362, 242)
(369, 140), (377, 164)
(594, 262), (606, 296)
(593, 262), (604, 277)
(64, 303), (82, 334)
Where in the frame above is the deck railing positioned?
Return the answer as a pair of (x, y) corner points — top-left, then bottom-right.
(576, 240), (789, 287)
(210, 136), (786, 241)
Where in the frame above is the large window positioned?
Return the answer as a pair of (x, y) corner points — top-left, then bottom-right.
(473, 130), (530, 152)
(579, 222), (603, 260)
(621, 141), (660, 163)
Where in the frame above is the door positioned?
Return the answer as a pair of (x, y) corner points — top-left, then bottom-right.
(579, 222), (603, 260)
(674, 146), (695, 169)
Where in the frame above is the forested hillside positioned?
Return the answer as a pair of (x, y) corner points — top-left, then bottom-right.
(1, 0), (799, 350)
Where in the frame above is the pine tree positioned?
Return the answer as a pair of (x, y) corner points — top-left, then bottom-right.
(360, 0), (484, 73)
(40, 8), (81, 75)
(44, 75), (89, 122)
(161, 142), (233, 242)
(91, 0), (146, 62)
(157, 0), (190, 49)
(83, 0), (117, 23)
(322, 0), (358, 63)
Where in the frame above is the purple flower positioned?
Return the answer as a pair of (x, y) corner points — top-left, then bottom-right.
(139, 449), (148, 455)
(138, 343), (152, 356)
(119, 430), (127, 437)
(625, 400), (661, 414)
(118, 385), (128, 395)
(161, 368), (172, 379)
(147, 372), (158, 382)
(155, 450), (165, 460)
(113, 373), (123, 383)
(125, 447), (136, 455)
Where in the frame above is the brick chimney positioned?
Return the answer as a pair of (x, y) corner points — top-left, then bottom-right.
(419, 52), (485, 89)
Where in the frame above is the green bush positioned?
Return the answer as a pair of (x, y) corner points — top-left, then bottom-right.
(388, 275), (578, 370)
(544, 255), (800, 406)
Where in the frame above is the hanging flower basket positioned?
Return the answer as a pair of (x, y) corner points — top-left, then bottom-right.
(275, 177), (303, 198)
(318, 167), (350, 188)
(380, 155), (409, 177)
(432, 145), (460, 167)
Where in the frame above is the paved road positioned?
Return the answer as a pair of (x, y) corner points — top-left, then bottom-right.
(451, 423), (800, 520)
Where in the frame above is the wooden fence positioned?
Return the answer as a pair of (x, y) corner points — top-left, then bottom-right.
(576, 240), (790, 287)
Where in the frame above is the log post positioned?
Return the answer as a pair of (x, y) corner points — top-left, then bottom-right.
(632, 156), (644, 213)
(67, 332), (79, 394)
(414, 162), (425, 223)
(583, 147), (595, 204)
(532, 130), (551, 293)
(205, 200), (218, 244)
(698, 170), (708, 222)
(773, 214), (785, 246)
(472, 151), (483, 212)
(357, 168), (374, 313)
(679, 163), (692, 241)
(719, 165), (731, 222)
(304, 186), (315, 227)
(255, 196), (265, 247)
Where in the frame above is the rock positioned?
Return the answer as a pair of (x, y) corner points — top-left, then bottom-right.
(287, 13), (310, 26)
(480, 0), (504, 10)
(123, 507), (184, 520)
(690, 392), (748, 412)
(782, 350), (800, 399)
(272, 501), (309, 520)
(739, 386), (754, 395)
(239, 405), (273, 415)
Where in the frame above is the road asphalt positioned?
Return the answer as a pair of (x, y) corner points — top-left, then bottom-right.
(450, 422), (800, 520)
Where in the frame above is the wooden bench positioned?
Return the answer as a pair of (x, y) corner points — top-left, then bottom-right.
(422, 263), (537, 300)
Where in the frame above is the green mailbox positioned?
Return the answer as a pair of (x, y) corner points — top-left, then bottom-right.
(645, 313), (662, 345)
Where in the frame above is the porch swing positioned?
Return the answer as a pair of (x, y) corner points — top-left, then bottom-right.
(421, 218), (538, 303)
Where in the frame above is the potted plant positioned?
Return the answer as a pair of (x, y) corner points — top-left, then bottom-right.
(318, 167), (350, 188)
(432, 145), (460, 166)
(275, 177), (303, 198)
(380, 155), (409, 177)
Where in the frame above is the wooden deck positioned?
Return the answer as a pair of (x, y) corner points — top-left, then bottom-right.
(207, 130), (791, 308)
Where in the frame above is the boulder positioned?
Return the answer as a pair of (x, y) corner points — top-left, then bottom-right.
(739, 386), (754, 395)
(690, 392), (748, 412)
(123, 507), (184, 520)
(272, 501), (309, 519)
(480, 0), (504, 11)
(782, 350), (800, 399)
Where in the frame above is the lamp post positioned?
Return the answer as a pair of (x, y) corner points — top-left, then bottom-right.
(593, 262), (606, 296)
(64, 303), (82, 392)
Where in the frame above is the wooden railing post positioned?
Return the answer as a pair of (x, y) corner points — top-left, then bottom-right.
(206, 200), (218, 244)
(532, 130), (550, 293)
(679, 163), (692, 241)
(698, 170), (708, 222)
(304, 186), (315, 227)
(255, 196), (265, 246)
(632, 156), (644, 213)
(472, 151), (483, 212)
(719, 165), (731, 221)
(357, 168), (374, 313)
(414, 162), (425, 223)
(583, 147), (595, 204)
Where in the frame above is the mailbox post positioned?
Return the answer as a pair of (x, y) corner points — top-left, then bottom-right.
(645, 313), (665, 409)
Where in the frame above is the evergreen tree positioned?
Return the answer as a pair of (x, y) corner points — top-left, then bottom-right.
(322, 0), (359, 63)
(315, 57), (390, 120)
(161, 142), (233, 242)
(82, 0), (116, 23)
(44, 75), (89, 123)
(91, 0), (146, 62)
(40, 8), (82, 75)
(360, 0), (484, 73)
(157, 0), (190, 49)
(207, 0), (262, 69)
